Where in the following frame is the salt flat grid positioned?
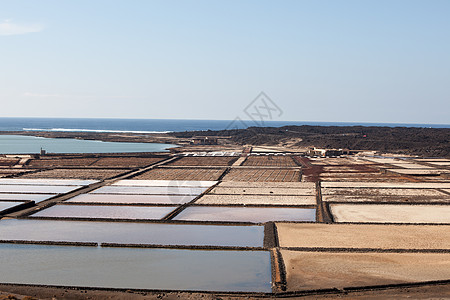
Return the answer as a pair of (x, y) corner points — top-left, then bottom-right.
(1, 154), (450, 294)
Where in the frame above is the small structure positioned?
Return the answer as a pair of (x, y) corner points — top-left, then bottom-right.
(190, 137), (218, 145)
(307, 147), (357, 157)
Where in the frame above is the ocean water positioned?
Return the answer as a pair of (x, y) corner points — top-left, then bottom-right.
(0, 117), (448, 133)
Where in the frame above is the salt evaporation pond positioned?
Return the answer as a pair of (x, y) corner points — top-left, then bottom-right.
(0, 135), (175, 154)
(174, 206), (316, 223)
(0, 185), (81, 194)
(31, 204), (177, 220)
(0, 244), (272, 292)
(0, 179), (98, 186)
(67, 194), (196, 205)
(91, 186), (207, 195)
(0, 219), (264, 247)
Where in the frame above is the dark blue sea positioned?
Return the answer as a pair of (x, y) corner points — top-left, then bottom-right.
(0, 118), (448, 133)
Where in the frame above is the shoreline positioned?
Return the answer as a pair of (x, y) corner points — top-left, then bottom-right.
(1, 124), (449, 157)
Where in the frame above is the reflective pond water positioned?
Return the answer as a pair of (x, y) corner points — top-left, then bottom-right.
(0, 179), (97, 186)
(91, 186), (207, 195)
(112, 180), (217, 188)
(67, 194), (195, 205)
(174, 206), (316, 223)
(0, 185), (81, 194)
(0, 193), (54, 203)
(32, 204), (177, 220)
(0, 135), (175, 154)
(0, 244), (272, 292)
(0, 219), (264, 247)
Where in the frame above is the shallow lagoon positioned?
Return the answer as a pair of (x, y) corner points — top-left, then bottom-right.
(0, 135), (175, 154)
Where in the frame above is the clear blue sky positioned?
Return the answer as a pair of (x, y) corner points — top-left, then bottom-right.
(1, 0), (449, 124)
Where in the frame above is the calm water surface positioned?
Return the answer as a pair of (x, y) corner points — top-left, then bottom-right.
(0, 244), (272, 292)
(32, 204), (178, 220)
(0, 219), (264, 247)
(0, 135), (175, 154)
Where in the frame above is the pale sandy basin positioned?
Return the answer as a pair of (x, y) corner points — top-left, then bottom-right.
(217, 181), (315, 188)
(322, 188), (446, 196)
(322, 182), (450, 189)
(281, 250), (450, 291)
(276, 223), (450, 249)
(387, 169), (446, 175)
(330, 204), (450, 223)
(389, 163), (434, 169)
(209, 187), (315, 195)
(196, 194), (316, 205)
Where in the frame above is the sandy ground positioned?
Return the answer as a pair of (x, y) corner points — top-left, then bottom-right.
(218, 181), (315, 188)
(322, 182), (450, 188)
(210, 187), (315, 195)
(223, 168), (301, 182)
(276, 223), (450, 249)
(322, 188), (446, 196)
(196, 194), (316, 205)
(133, 168), (225, 181)
(322, 195), (449, 203)
(281, 250), (450, 291)
(330, 204), (450, 223)
(387, 169), (446, 175)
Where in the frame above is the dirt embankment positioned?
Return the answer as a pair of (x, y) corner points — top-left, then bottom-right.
(170, 126), (450, 157)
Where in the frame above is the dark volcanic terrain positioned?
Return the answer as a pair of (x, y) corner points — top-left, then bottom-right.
(170, 125), (450, 157)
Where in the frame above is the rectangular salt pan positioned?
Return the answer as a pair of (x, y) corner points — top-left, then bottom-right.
(389, 163), (434, 169)
(210, 187), (315, 195)
(0, 219), (264, 247)
(0, 193), (54, 203)
(0, 185), (81, 194)
(66, 194), (195, 205)
(174, 206), (316, 223)
(196, 194), (316, 206)
(0, 179), (97, 186)
(218, 181), (315, 188)
(91, 186), (207, 195)
(0, 244), (272, 292)
(31, 205), (177, 220)
(330, 204), (450, 223)
(281, 250), (450, 291)
(322, 182), (450, 189)
(275, 223), (450, 250)
(112, 180), (217, 188)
